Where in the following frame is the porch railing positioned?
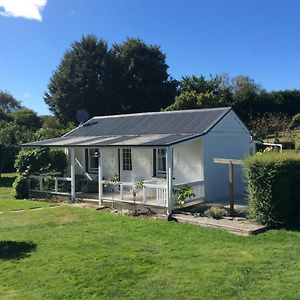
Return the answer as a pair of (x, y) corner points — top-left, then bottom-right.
(101, 180), (168, 207)
(29, 174), (71, 195)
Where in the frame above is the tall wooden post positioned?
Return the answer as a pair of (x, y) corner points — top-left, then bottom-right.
(70, 148), (76, 201)
(213, 158), (243, 216)
(98, 151), (103, 205)
(228, 160), (234, 215)
(166, 147), (173, 215)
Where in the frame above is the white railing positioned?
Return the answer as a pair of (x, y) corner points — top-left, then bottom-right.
(101, 180), (168, 207)
(173, 180), (205, 204)
(29, 174), (71, 195)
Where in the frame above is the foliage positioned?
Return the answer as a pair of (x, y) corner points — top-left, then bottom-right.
(290, 113), (300, 129)
(9, 108), (42, 130)
(112, 38), (178, 114)
(13, 174), (30, 199)
(34, 122), (75, 140)
(132, 180), (145, 196)
(173, 185), (195, 205)
(14, 148), (67, 175)
(204, 206), (228, 219)
(44, 35), (177, 123)
(244, 152), (300, 226)
(0, 90), (22, 113)
(250, 113), (291, 140)
(164, 74), (300, 127)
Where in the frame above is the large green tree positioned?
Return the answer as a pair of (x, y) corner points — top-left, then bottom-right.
(111, 38), (177, 113)
(44, 35), (112, 123)
(44, 36), (178, 123)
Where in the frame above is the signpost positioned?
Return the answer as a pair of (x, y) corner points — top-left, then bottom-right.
(213, 158), (243, 215)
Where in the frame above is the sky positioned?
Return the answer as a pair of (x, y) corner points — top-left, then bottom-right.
(1, 0), (300, 115)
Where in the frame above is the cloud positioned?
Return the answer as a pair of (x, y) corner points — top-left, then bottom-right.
(0, 0), (47, 21)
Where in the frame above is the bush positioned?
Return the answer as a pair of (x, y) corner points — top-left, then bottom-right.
(13, 174), (30, 199)
(15, 148), (67, 174)
(289, 113), (300, 129)
(204, 206), (228, 219)
(244, 152), (300, 226)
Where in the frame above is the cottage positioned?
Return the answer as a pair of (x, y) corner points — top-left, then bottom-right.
(23, 107), (251, 214)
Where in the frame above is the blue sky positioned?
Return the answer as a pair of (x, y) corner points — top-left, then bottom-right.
(1, 0), (300, 115)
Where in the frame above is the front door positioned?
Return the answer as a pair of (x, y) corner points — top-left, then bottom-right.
(121, 148), (132, 182)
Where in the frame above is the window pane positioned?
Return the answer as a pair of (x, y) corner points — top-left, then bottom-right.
(123, 149), (132, 171)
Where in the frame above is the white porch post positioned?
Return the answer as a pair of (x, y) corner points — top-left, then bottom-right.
(166, 146), (173, 215)
(70, 148), (76, 201)
(98, 151), (103, 205)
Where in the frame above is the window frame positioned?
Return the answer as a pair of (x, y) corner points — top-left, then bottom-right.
(156, 148), (167, 177)
(88, 148), (99, 173)
(122, 148), (132, 171)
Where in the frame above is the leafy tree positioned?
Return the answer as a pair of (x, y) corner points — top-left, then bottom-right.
(9, 108), (42, 130)
(44, 36), (178, 123)
(44, 35), (112, 123)
(165, 74), (232, 111)
(112, 38), (178, 113)
(249, 113), (291, 140)
(0, 90), (22, 113)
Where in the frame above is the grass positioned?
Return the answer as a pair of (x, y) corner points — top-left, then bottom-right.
(0, 174), (300, 299)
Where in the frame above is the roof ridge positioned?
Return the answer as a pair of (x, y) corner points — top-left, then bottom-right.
(90, 107), (232, 120)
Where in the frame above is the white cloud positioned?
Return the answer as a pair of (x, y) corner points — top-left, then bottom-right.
(0, 0), (47, 21)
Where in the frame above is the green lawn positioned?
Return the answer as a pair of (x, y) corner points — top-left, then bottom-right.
(0, 175), (300, 299)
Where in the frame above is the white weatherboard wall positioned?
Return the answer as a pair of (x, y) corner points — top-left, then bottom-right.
(173, 139), (203, 184)
(101, 147), (118, 179)
(132, 147), (153, 180)
(203, 111), (251, 202)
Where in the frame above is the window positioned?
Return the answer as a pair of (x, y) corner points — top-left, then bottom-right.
(157, 148), (166, 176)
(122, 148), (132, 171)
(88, 148), (99, 172)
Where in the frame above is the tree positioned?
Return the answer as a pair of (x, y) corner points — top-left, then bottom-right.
(112, 38), (178, 113)
(44, 36), (178, 123)
(44, 35), (113, 123)
(9, 108), (42, 130)
(165, 74), (232, 111)
(0, 90), (22, 113)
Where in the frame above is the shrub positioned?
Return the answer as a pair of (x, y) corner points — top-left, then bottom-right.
(289, 113), (300, 129)
(204, 206), (228, 219)
(244, 152), (300, 226)
(13, 174), (30, 199)
(15, 148), (67, 174)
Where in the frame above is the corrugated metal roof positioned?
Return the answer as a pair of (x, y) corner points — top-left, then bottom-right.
(23, 107), (231, 147)
(67, 107), (231, 137)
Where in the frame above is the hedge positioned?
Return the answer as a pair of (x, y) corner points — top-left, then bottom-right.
(244, 152), (300, 226)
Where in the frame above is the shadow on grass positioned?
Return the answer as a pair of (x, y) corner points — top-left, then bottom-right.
(0, 176), (16, 188)
(0, 241), (37, 260)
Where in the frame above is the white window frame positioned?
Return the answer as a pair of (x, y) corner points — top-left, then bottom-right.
(122, 148), (132, 171)
(156, 148), (166, 177)
(88, 148), (99, 173)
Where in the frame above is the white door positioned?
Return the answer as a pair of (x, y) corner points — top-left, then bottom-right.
(121, 148), (132, 182)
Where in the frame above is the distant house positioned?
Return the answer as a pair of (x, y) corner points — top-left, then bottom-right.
(23, 107), (251, 214)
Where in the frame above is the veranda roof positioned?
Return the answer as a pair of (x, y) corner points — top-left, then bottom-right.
(23, 107), (231, 147)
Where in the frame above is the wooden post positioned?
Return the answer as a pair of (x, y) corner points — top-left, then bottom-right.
(213, 158), (243, 216)
(98, 152), (103, 205)
(228, 160), (234, 215)
(166, 147), (173, 215)
(70, 148), (76, 201)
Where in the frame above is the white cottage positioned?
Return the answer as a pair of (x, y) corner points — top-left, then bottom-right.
(24, 107), (251, 214)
